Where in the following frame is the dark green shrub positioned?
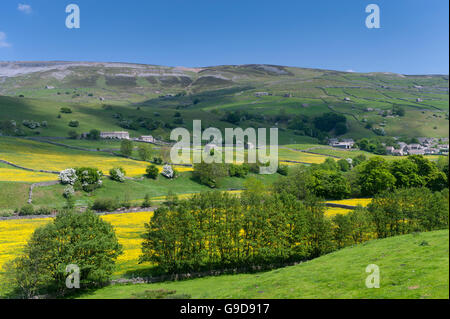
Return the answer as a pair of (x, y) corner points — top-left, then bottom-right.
(87, 129), (100, 140)
(142, 194), (152, 208)
(68, 130), (78, 139)
(35, 207), (53, 216)
(228, 164), (249, 178)
(146, 165), (159, 179)
(193, 162), (228, 188)
(60, 107), (72, 114)
(92, 198), (120, 212)
(277, 164), (289, 176)
(18, 204), (35, 216)
(68, 120), (79, 127)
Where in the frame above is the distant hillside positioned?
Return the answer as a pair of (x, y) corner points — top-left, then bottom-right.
(0, 62), (448, 142)
(79, 230), (449, 299)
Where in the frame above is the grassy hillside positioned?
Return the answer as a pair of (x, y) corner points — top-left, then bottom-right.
(0, 63), (448, 142)
(78, 230), (449, 299)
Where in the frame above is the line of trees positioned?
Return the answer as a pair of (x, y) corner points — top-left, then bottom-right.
(273, 155), (448, 200)
(140, 186), (449, 273)
(140, 190), (335, 273)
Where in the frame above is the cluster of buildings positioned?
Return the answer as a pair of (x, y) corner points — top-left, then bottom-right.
(386, 138), (449, 156)
(328, 136), (448, 156)
(99, 131), (156, 144)
(328, 138), (355, 149)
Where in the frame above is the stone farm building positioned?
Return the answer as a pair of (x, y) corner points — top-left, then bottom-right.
(139, 135), (155, 143)
(328, 138), (355, 149)
(100, 131), (130, 139)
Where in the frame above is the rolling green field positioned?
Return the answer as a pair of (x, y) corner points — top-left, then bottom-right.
(77, 230), (449, 299)
(0, 136), (284, 210)
(0, 63), (448, 143)
(0, 135), (444, 210)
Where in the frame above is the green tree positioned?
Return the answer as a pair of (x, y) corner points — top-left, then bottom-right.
(352, 154), (367, 166)
(358, 157), (396, 196)
(228, 164), (249, 177)
(142, 194), (152, 208)
(68, 130), (78, 139)
(390, 158), (425, 188)
(320, 157), (339, 171)
(335, 122), (348, 135)
(273, 165), (313, 200)
(193, 162), (228, 188)
(87, 129), (100, 140)
(310, 169), (351, 199)
(408, 155), (448, 191)
(138, 144), (152, 161)
(74, 167), (102, 192)
(4, 211), (122, 297)
(337, 159), (351, 172)
(392, 105), (405, 116)
(146, 165), (159, 179)
(120, 139), (133, 157)
(109, 167), (126, 182)
(368, 188), (449, 238)
(68, 120), (79, 128)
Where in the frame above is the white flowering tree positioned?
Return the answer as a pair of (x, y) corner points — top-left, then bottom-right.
(109, 167), (126, 183)
(63, 185), (75, 198)
(161, 165), (174, 179)
(59, 168), (77, 185)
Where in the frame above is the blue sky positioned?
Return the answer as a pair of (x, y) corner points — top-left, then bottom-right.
(0, 0), (448, 74)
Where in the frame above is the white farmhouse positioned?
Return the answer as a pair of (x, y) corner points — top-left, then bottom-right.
(139, 135), (155, 143)
(100, 131), (130, 139)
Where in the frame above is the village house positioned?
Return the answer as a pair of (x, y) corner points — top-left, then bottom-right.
(397, 142), (407, 150)
(407, 148), (426, 155)
(100, 131), (130, 139)
(139, 135), (155, 143)
(328, 138), (354, 149)
(386, 137), (448, 157)
(254, 92), (269, 97)
(328, 138), (338, 145)
(408, 144), (423, 150)
(425, 148), (439, 155)
(392, 149), (404, 156)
